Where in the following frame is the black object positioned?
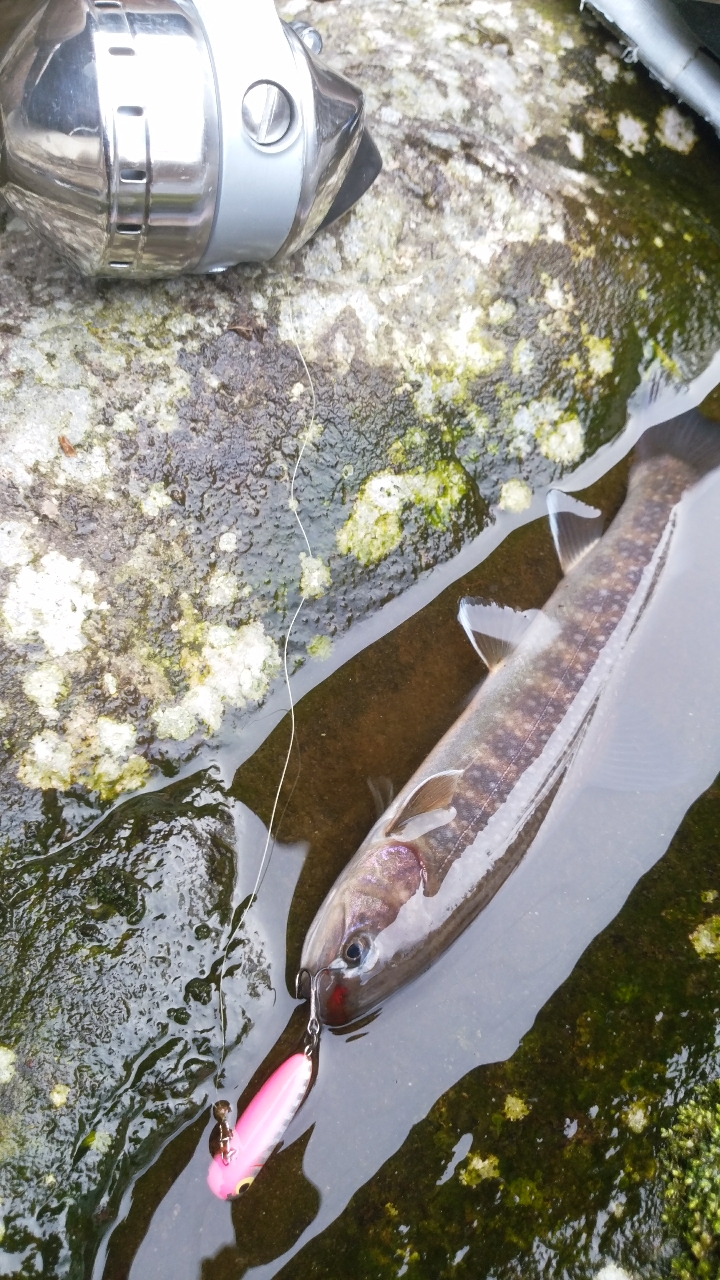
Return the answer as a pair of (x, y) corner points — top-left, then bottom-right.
(321, 128), (383, 229)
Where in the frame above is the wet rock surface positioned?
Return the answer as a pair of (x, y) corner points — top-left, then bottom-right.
(3, 0), (720, 833)
(0, 771), (273, 1275)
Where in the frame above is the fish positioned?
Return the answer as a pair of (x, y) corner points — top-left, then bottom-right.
(298, 411), (720, 1027)
(207, 1052), (312, 1199)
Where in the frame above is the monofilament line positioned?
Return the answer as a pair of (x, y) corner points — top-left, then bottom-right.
(217, 306), (318, 1068)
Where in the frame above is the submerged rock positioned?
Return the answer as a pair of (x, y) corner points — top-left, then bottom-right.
(1, 0), (720, 828)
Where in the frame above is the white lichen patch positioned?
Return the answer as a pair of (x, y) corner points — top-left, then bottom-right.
(0, 1048), (16, 1085)
(307, 635), (333, 660)
(0, 521), (33, 569)
(541, 416), (584, 465)
(510, 399), (584, 464)
(566, 130), (585, 161)
(487, 299), (516, 326)
(205, 570), (239, 608)
(217, 530), (238, 553)
(299, 554), (331, 600)
(19, 730), (73, 790)
(22, 663), (68, 722)
(139, 484), (172, 518)
(49, 1084), (70, 1109)
(18, 712), (148, 798)
(616, 112), (648, 156)
(154, 622), (280, 740)
(498, 478), (532, 513)
(337, 463), (467, 565)
(595, 53), (619, 83)
(85, 1130), (113, 1154)
(512, 339), (535, 377)
(584, 335), (614, 380)
(656, 105), (696, 155)
(2, 553), (99, 657)
(0, 278), (229, 508)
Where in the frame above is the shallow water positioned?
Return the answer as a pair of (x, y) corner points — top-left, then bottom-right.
(27, 417), (708, 1279)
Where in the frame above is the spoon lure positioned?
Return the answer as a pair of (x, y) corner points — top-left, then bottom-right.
(207, 972), (322, 1199)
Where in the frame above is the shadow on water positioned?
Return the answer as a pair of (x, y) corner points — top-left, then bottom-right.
(37, 423), (720, 1280)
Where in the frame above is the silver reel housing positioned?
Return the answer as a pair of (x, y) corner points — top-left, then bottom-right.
(0, 0), (381, 276)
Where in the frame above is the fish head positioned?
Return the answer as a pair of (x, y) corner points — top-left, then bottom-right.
(299, 838), (425, 1026)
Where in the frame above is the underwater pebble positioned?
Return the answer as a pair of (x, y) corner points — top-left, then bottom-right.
(690, 915), (720, 956)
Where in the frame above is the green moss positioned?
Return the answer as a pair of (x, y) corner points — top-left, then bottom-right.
(691, 916), (720, 957)
(660, 1078), (720, 1278)
(307, 635), (333, 661)
(337, 462), (468, 565)
(458, 1153), (500, 1187)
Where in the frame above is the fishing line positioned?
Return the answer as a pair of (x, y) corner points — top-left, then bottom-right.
(216, 306), (319, 1069)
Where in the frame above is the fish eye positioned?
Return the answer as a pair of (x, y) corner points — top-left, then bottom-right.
(343, 936), (368, 966)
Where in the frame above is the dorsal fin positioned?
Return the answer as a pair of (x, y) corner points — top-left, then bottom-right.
(547, 490), (603, 574)
(385, 770), (462, 837)
(458, 598), (539, 670)
(637, 410), (720, 477)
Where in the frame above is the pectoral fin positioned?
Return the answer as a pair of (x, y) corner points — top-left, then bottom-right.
(458, 598), (539, 670)
(547, 490), (603, 574)
(385, 770), (462, 837)
(591, 704), (691, 792)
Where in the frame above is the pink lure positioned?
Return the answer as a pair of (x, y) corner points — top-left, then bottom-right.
(207, 1052), (313, 1199)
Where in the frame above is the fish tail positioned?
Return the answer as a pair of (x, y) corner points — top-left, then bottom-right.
(636, 409), (720, 478)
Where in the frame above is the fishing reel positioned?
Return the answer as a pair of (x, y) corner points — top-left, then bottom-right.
(586, 0), (720, 135)
(0, 0), (381, 277)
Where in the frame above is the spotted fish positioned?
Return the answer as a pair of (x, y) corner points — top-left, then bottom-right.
(299, 412), (720, 1025)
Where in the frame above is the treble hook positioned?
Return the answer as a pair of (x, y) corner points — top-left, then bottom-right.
(211, 1099), (236, 1165)
(297, 967), (326, 1058)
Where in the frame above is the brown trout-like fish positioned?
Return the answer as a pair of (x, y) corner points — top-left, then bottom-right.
(299, 413), (720, 1026)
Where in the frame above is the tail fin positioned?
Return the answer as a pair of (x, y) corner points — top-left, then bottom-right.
(636, 409), (720, 478)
